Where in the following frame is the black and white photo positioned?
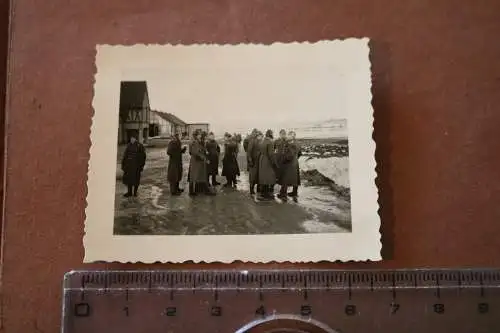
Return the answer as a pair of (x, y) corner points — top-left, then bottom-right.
(84, 40), (380, 262)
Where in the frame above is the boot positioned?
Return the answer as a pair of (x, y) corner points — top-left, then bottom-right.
(224, 178), (232, 188)
(170, 182), (181, 196)
(257, 185), (267, 200)
(212, 175), (220, 186)
(189, 182), (197, 196)
(206, 184), (216, 196)
(124, 185), (133, 197)
(288, 186), (298, 197)
(262, 185), (274, 200)
(277, 185), (288, 200)
(250, 183), (256, 195)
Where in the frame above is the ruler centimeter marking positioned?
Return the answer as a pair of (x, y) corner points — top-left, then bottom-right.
(70, 269), (500, 288)
(62, 269), (500, 333)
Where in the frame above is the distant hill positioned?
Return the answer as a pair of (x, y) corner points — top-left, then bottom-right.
(311, 118), (347, 128)
(215, 118), (348, 140)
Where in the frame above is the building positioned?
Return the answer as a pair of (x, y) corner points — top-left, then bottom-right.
(166, 113), (189, 137)
(186, 123), (210, 137)
(149, 111), (188, 138)
(118, 81), (151, 144)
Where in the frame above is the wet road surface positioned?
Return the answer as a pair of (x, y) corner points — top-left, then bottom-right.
(114, 147), (351, 235)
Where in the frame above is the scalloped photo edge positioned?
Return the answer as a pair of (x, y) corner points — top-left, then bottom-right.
(83, 39), (381, 263)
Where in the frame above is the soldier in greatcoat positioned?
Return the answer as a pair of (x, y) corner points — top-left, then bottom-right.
(222, 133), (240, 188)
(274, 129), (289, 187)
(247, 129), (262, 195)
(287, 130), (302, 197)
(243, 136), (250, 153)
(257, 129), (277, 199)
(200, 131), (209, 185)
(233, 133), (242, 184)
(188, 130), (212, 196)
(243, 129), (257, 153)
(167, 131), (186, 195)
(121, 132), (147, 197)
(205, 132), (221, 186)
(276, 131), (301, 199)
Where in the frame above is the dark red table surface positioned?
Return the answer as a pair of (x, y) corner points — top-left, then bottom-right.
(1, 1), (500, 331)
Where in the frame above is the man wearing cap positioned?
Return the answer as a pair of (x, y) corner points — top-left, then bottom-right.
(247, 129), (262, 195)
(205, 132), (221, 186)
(188, 129), (212, 196)
(258, 129), (277, 199)
(167, 130), (187, 195)
(280, 130), (301, 198)
(243, 128), (258, 153)
(121, 131), (147, 197)
(274, 129), (290, 198)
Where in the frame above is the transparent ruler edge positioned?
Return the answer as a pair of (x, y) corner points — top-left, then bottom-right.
(62, 268), (500, 291)
(62, 268), (500, 332)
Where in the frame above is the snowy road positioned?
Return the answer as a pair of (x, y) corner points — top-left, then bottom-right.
(113, 147), (351, 235)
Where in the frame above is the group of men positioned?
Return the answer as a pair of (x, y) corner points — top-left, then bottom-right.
(166, 129), (241, 196)
(244, 128), (302, 200)
(120, 127), (302, 201)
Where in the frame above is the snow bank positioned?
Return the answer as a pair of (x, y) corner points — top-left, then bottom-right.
(301, 220), (348, 233)
(299, 156), (349, 188)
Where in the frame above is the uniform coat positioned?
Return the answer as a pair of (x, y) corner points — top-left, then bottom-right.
(167, 137), (186, 183)
(258, 137), (277, 185)
(243, 136), (250, 152)
(247, 136), (260, 184)
(296, 142), (302, 186)
(274, 138), (288, 161)
(205, 139), (221, 176)
(188, 140), (208, 183)
(121, 142), (146, 186)
(279, 140), (301, 186)
(222, 141), (240, 179)
(274, 138), (290, 183)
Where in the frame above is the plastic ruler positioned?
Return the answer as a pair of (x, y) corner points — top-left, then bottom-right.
(62, 269), (500, 332)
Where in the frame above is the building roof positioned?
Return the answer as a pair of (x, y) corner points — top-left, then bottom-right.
(167, 113), (187, 126)
(152, 111), (187, 126)
(119, 81), (149, 110)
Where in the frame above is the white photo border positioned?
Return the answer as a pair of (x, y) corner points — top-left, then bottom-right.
(84, 39), (381, 263)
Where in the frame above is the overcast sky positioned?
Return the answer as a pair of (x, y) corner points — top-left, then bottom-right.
(118, 43), (355, 135)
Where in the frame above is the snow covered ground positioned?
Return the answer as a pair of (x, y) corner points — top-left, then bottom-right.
(299, 156), (349, 188)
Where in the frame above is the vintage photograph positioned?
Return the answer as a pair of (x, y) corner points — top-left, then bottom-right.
(84, 40), (380, 262)
(114, 82), (351, 236)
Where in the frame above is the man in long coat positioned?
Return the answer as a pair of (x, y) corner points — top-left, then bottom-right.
(167, 132), (186, 195)
(247, 130), (262, 195)
(121, 132), (147, 197)
(188, 130), (213, 196)
(274, 129), (289, 186)
(243, 136), (250, 153)
(243, 128), (258, 153)
(287, 130), (302, 197)
(205, 132), (221, 186)
(222, 134), (240, 188)
(276, 131), (301, 199)
(258, 129), (277, 199)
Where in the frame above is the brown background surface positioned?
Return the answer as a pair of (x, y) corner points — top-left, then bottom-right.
(2, 0), (500, 331)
